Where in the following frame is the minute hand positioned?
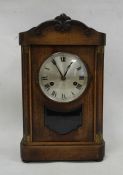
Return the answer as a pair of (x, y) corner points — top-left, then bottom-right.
(52, 59), (64, 77)
(63, 62), (73, 77)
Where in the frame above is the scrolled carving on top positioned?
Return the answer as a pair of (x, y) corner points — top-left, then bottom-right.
(54, 13), (72, 32)
(28, 13), (95, 36)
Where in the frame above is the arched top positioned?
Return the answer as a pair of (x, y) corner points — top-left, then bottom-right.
(19, 14), (106, 46)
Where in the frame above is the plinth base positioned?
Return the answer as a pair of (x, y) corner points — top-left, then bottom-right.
(20, 139), (105, 162)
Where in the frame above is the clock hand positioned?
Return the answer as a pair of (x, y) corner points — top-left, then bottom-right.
(63, 62), (73, 78)
(52, 59), (64, 78)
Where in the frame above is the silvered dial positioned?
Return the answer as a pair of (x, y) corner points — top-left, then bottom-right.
(39, 52), (88, 103)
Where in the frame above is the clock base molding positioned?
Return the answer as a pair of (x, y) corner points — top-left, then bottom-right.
(20, 139), (105, 162)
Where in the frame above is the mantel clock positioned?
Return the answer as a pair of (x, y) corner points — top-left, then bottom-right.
(19, 14), (106, 161)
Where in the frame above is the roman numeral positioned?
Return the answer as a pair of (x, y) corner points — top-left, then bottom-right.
(77, 66), (81, 71)
(76, 83), (82, 90)
(71, 91), (75, 96)
(79, 76), (84, 80)
(61, 56), (66, 62)
(51, 91), (56, 97)
(41, 76), (48, 80)
(45, 67), (50, 70)
(44, 83), (50, 91)
(62, 93), (66, 100)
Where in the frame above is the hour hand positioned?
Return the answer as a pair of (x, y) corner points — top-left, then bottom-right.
(63, 62), (73, 77)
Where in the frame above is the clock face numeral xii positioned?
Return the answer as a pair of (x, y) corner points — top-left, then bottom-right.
(61, 56), (66, 62)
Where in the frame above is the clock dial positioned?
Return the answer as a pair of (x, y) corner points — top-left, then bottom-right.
(39, 52), (88, 103)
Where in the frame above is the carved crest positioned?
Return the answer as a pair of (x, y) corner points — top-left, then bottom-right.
(54, 13), (72, 32)
(28, 13), (94, 36)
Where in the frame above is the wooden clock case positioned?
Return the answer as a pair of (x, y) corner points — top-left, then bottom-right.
(19, 14), (106, 162)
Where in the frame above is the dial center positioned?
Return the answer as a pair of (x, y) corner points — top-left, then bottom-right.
(61, 76), (66, 81)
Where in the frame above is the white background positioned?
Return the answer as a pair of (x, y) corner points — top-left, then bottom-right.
(0, 0), (123, 174)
